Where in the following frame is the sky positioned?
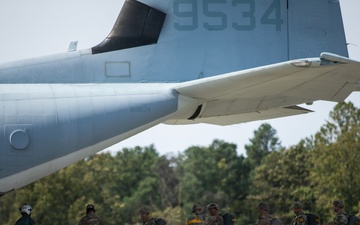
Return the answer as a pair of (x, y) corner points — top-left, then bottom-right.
(0, 0), (359, 156)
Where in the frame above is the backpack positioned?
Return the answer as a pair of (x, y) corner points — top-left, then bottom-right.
(305, 213), (320, 225)
(222, 213), (236, 225)
(347, 215), (360, 225)
(154, 217), (167, 225)
(270, 218), (283, 225)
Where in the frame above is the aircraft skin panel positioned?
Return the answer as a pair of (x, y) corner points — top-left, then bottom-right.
(0, 51), (85, 83)
(89, 46), (156, 83)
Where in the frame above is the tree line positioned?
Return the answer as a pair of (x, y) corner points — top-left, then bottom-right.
(0, 102), (359, 225)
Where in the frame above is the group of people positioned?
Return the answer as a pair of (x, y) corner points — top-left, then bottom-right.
(185, 203), (226, 225)
(14, 202), (226, 225)
(256, 200), (349, 225)
(139, 203), (227, 225)
(14, 203), (104, 225)
(14, 199), (350, 225)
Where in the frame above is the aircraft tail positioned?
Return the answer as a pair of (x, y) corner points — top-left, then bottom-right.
(89, 0), (348, 83)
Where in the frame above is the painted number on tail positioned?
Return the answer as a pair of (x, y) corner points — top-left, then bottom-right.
(174, 0), (283, 31)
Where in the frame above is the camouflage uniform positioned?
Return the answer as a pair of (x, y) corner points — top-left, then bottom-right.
(328, 213), (348, 225)
(78, 214), (104, 225)
(142, 218), (156, 225)
(256, 203), (272, 225)
(291, 202), (307, 225)
(292, 212), (308, 225)
(204, 214), (224, 225)
(205, 203), (224, 225)
(256, 214), (273, 225)
(139, 206), (156, 225)
(328, 200), (348, 225)
(79, 204), (104, 225)
(187, 204), (205, 225)
(187, 214), (205, 225)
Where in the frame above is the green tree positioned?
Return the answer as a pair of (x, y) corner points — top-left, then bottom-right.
(249, 140), (314, 223)
(237, 123), (283, 224)
(109, 145), (162, 224)
(245, 123), (282, 169)
(311, 102), (360, 219)
(178, 139), (249, 221)
(0, 145), (168, 225)
(153, 155), (180, 208)
(0, 192), (17, 224)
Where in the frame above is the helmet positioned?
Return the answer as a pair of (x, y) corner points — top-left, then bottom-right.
(139, 206), (150, 214)
(86, 204), (96, 212)
(207, 203), (219, 210)
(257, 202), (269, 211)
(292, 201), (303, 209)
(192, 204), (202, 212)
(19, 204), (32, 215)
(333, 200), (344, 208)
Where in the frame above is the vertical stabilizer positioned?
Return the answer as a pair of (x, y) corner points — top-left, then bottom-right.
(90, 0), (348, 82)
(288, 0), (347, 59)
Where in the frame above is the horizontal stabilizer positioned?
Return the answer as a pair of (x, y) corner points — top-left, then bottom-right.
(172, 53), (360, 125)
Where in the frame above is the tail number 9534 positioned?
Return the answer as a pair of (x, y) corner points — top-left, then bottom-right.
(173, 0), (283, 31)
